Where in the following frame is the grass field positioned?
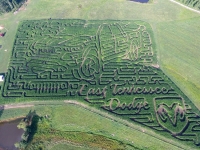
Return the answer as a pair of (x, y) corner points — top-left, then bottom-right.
(0, 0), (200, 149)
(49, 143), (100, 150)
(156, 17), (200, 107)
(1, 101), (191, 150)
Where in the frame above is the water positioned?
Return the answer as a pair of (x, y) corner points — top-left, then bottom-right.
(130, 0), (149, 3)
(0, 118), (24, 150)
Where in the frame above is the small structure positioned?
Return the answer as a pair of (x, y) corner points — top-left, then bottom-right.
(0, 26), (4, 30)
(0, 33), (5, 37)
(0, 75), (4, 82)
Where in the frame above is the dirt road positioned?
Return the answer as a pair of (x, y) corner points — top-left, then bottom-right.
(0, 104), (34, 111)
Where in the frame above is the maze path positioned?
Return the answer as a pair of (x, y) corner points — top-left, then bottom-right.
(2, 19), (200, 146)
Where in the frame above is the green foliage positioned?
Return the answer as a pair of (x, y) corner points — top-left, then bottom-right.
(15, 141), (27, 149)
(24, 117), (138, 150)
(15, 110), (40, 149)
(17, 120), (26, 130)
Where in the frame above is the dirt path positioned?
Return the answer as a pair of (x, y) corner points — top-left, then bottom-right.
(0, 104), (34, 111)
(169, 0), (200, 14)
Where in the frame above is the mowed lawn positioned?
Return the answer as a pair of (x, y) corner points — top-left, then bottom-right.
(156, 17), (200, 108)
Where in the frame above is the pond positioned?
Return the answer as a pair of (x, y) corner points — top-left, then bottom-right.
(130, 0), (149, 3)
(0, 118), (24, 150)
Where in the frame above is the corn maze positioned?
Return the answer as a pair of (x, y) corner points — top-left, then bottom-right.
(2, 19), (200, 146)
(176, 0), (200, 10)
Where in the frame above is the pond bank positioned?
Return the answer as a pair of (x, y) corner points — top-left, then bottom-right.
(0, 116), (25, 123)
(130, 0), (149, 3)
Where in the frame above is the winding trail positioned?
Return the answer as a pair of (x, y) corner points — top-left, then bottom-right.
(169, 0), (200, 14)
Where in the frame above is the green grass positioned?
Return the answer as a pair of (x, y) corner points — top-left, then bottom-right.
(49, 143), (99, 150)
(13, 102), (190, 150)
(156, 17), (200, 108)
(26, 129), (136, 150)
(1, 101), (193, 149)
(50, 104), (190, 150)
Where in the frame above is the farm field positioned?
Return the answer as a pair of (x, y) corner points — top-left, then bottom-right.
(0, 0), (200, 149)
(1, 18), (199, 148)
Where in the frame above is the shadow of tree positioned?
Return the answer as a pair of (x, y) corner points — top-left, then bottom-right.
(0, 105), (4, 150)
(26, 110), (40, 143)
(0, 105), (4, 120)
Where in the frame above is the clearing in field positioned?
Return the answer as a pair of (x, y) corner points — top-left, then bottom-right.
(2, 19), (200, 147)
